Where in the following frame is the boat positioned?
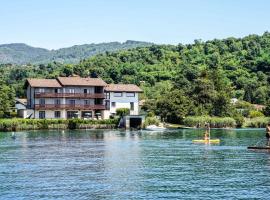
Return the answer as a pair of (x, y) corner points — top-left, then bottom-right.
(145, 125), (166, 131)
(247, 146), (270, 150)
(192, 139), (220, 143)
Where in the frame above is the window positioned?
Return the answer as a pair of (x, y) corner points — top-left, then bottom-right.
(67, 111), (78, 119)
(105, 100), (110, 110)
(55, 89), (61, 93)
(39, 111), (45, 119)
(105, 92), (110, 99)
(84, 100), (90, 105)
(126, 92), (135, 97)
(55, 99), (61, 105)
(39, 88), (45, 93)
(114, 92), (122, 97)
(84, 89), (88, 94)
(54, 111), (61, 118)
(82, 111), (92, 119)
(111, 102), (116, 107)
(68, 89), (75, 93)
(39, 98), (45, 105)
(130, 102), (134, 111)
(69, 99), (75, 105)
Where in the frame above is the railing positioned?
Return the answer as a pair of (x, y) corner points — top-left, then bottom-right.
(35, 92), (105, 98)
(35, 104), (106, 110)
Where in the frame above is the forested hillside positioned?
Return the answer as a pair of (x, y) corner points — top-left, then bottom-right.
(1, 32), (270, 123)
(0, 40), (152, 64)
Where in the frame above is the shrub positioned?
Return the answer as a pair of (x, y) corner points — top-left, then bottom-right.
(248, 110), (265, 118)
(243, 117), (270, 128)
(0, 118), (119, 131)
(183, 116), (236, 128)
(116, 108), (130, 116)
(143, 116), (160, 127)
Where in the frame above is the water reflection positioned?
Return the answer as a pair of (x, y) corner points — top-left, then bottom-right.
(0, 129), (270, 199)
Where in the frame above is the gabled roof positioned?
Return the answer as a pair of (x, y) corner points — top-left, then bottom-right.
(15, 98), (27, 105)
(57, 77), (107, 86)
(105, 84), (143, 92)
(26, 78), (62, 88)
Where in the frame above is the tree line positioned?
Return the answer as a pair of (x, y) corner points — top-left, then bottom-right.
(1, 32), (270, 123)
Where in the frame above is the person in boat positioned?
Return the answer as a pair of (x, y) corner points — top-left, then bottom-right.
(204, 123), (210, 140)
(266, 123), (270, 145)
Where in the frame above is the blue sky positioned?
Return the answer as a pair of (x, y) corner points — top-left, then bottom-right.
(0, 0), (269, 49)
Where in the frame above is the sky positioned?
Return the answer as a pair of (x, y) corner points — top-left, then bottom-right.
(0, 0), (269, 49)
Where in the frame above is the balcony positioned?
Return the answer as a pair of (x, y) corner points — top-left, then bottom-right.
(35, 104), (106, 110)
(35, 92), (105, 98)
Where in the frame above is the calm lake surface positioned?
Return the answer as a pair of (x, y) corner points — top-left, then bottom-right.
(1, 129), (270, 199)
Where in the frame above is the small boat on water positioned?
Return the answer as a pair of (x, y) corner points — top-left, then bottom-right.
(192, 139), (220, 144)
(247, 146), (270, 150)
(145, 125), (166, 131)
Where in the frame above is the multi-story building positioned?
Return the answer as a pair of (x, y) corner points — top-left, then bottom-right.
(25, 76), (107, 119)
(24, 76), (142, 119)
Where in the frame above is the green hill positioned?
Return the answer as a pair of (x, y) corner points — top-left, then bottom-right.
(0, 40), (152, 64)
(1, 32), (270, 124)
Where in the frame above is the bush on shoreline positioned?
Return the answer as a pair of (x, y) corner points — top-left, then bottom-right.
(0, 118), (119, 132)
(183, 116), (236, 128)
(183, 116), (270, 128)
(243, 117), (270, 128)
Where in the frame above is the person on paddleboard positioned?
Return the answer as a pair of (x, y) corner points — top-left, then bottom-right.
(204, 123), (210, 140)
(266, 123), (270, 146)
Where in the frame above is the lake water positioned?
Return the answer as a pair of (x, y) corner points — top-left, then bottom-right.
(0, 129), (270, 199)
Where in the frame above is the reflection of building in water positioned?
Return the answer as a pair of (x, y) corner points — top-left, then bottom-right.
(103, 131), (143, 193)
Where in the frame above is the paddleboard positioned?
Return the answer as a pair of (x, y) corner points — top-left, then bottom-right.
(192, 139), (220, 143)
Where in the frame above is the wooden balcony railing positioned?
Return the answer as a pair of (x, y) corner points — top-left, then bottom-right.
(35, 104), (106, 110)
(35, 92), (105, 98)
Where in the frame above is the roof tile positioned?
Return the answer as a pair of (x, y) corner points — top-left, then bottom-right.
(26, 79), (62, 88)
(57, 77), (107, 86)
(105, 84), (143, 92)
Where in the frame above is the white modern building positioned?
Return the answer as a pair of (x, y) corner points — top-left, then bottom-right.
(24, 76), (142, 119)
(103, 84), (143, 119)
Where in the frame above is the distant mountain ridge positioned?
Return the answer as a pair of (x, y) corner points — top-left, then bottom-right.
(0, 40), (153, 64)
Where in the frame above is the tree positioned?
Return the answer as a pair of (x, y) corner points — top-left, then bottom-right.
(0, 83), (15, 118)
(156, 89), (191, 123)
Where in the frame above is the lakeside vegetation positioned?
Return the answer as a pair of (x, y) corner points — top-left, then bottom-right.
(0, 118), (118, 132)
(1, 33), (270, 127)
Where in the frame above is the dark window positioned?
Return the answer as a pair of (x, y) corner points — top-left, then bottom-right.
(69, 100), (75, 105)
(130, 102), (134, 111)
(40, 99), (45, 105)
(105, 100), (110, 110)
(95, 98), (103, 105)
(55, 89), (61, 93)
(67, 111), (79, 119)
(54, 111), (61, 118)
(95, 86), (103, 93)
(84, 100), (90, 105)
(82, 111), (92, 118)
(55, 99), (61, 105)
(111, 102), (116, 107)
(39, 111), (45, 119)
(84, 89), (88, 94)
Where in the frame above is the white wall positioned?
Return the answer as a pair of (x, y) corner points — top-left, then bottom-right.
(107, 92), (140, 115)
